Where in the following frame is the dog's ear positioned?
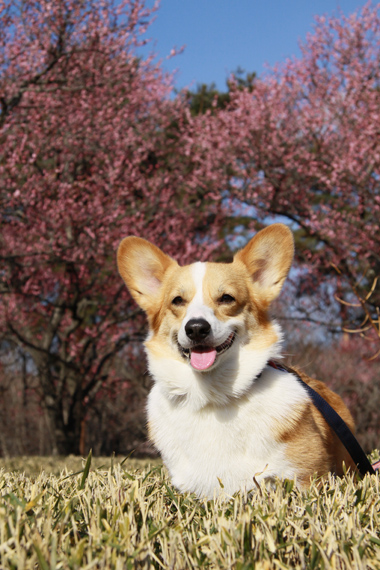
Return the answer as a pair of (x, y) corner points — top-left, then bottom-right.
(117, 237), (178, 312)
(234, 224), (294, 305)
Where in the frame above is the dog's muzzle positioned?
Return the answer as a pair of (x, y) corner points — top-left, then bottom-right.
(178, 320), (236, 371)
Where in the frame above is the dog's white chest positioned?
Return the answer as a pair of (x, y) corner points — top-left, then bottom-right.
(147, 370), (307, 498)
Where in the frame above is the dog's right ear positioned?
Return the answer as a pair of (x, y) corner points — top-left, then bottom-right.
(234, 224), (294, 307)
(117, 237), (178, 312)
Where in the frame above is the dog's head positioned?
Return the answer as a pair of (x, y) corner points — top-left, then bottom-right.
(117, 224), (294, 402)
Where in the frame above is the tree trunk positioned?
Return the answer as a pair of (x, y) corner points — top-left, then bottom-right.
(43, 388), (85, 455)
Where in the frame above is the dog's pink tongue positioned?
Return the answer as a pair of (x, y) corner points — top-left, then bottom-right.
(190, 347), (217, 371)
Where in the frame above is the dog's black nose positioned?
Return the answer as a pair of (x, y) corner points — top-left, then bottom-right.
(185, 318), (211, 342)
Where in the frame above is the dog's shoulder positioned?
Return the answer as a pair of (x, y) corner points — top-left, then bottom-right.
(288, 366), (355, 433)
(274, 365), (357, 482)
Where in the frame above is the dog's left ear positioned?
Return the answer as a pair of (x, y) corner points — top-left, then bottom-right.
(234, 224), (294, 305)
(117, 236), (178, 313)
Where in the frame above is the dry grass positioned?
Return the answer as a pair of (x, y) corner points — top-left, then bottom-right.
(0, 455), (160, 478)
(1, 453), (380, 569)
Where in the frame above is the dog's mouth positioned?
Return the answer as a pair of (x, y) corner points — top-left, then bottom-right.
(178, 332), (236, 371)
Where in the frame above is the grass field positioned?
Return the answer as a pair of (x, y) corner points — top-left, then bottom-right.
(1, 452), (380, 569)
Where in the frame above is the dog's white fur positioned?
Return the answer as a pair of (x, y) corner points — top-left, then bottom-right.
(117, 224), (355, 498)
(147, 354), (309, 497)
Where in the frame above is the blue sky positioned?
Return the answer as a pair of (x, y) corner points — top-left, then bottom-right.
(141, 1), (372, 91)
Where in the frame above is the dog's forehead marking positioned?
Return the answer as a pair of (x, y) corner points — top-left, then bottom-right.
(184, 262), (209, 320)
(191, 262), (205, 301)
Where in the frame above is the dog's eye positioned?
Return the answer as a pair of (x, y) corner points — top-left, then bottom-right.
(219, 293), (235, 304)
(172, 296), (185, 306)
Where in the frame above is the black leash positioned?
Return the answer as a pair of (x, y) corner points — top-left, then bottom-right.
(268, 361), (377, 478)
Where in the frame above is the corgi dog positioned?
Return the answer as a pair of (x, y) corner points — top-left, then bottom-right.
(117, 224), (356, 498)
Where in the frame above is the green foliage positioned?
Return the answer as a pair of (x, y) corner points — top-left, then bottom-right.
(0, 455), (379, 569)
(186, 82), (231, 115)
(185, 68), (256, 116)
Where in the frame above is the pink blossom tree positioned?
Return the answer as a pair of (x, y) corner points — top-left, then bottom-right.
(0, 0), (226, 454)
(187, 4), (380, 349)
(2, 0), (380, 456)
